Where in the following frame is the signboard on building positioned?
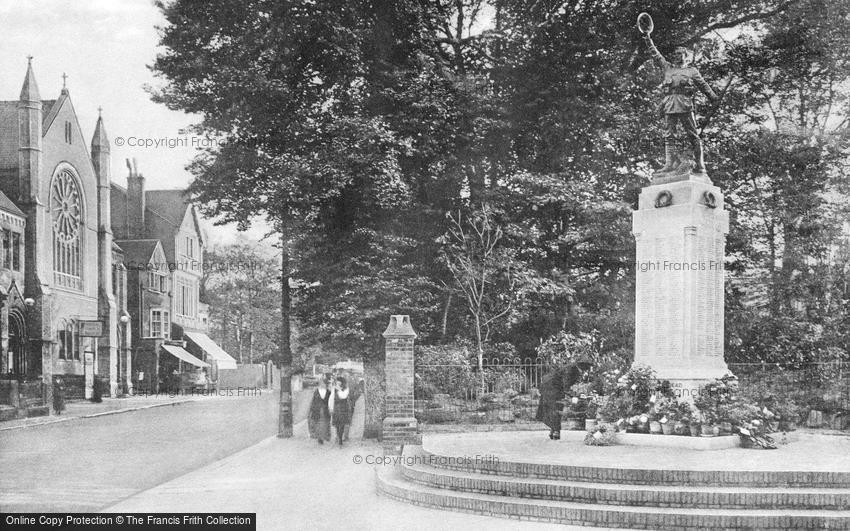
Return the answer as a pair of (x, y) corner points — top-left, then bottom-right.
(79, 320), (104, 337)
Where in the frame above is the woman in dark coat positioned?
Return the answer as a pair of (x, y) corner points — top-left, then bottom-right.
(53, 377), (65, 415)
(535, 363), (586, 440)
(331, 376), (351, 446)
(308, 378), (332, 445)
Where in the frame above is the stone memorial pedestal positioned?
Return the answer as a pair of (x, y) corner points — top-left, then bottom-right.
(632, 173), (731, 398)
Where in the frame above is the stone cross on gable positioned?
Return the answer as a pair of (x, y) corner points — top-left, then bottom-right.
(62, 73), (68, 89)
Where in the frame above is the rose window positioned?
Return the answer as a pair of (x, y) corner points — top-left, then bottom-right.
(51, 170), (82, 243)
(51, 168), (82, 288)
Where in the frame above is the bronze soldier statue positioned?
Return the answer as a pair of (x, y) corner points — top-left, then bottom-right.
(638, 13), (717, 175)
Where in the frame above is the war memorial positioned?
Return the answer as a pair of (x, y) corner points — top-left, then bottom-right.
(375, 13), (850, 529)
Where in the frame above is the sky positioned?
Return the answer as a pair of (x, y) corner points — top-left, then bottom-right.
(0, 0), (271, 247)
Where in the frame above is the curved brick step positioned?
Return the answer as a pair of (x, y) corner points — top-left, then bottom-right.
(419, 447), (850, 488)
(377, 466), (850, 530)
(401, 459), (850, 510)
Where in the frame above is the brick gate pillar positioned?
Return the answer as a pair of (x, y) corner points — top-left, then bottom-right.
(381, 315), (420, 454)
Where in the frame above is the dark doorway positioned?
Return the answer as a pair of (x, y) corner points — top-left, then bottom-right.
(9, 310), (29, 378)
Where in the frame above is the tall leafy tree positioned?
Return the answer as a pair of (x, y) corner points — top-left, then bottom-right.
(203, 244), (281, 364)
(149, 0), (846, 433)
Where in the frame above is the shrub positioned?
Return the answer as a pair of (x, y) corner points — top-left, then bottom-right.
(570, 382), (594, 397)
(651, 396), (679, 423)
(598, 393), (633, 422)
(614, 365), (657, 414)
(693, 374), (738, 424)
(536, 330), (630, 395)
(417, 408), (460, 424)
(414, 375), (439, 400)
(676, 402), (698, 424)
(585, 399), (599, 419)
(414, 344), (477, 399)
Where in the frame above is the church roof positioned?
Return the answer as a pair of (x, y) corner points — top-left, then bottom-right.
(41, 100), (56, 116)
(41, 91), (69, 135)
(0, 190), (24, 217)
(114, 239), (161, 264)
(0, 100), (57, 121)
(145, 189), (191, 227)
(0, 97), (71, 175)
(0, 103), (18, 169)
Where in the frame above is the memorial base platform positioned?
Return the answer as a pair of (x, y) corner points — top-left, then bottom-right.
(377, 430), (850, 529)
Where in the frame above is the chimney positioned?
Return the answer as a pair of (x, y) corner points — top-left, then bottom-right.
(126, 158), (145, 239)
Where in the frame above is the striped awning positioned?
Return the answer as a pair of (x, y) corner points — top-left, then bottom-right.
(184, 332), (237, 370)
(161, 344), (210, 368)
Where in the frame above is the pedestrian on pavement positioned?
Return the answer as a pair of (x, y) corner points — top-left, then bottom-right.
(308, 377), (332, 445)
(53, 377), (65, 415)
(330, 376), (351, 446)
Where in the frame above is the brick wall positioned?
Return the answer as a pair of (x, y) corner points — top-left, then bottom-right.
(384, 337), (414, 417)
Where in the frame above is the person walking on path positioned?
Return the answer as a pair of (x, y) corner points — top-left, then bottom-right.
(308, 377), (332, 445)
(330, 376), (351, 446)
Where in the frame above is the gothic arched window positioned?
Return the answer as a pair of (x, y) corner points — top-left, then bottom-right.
(51, 168), (83, 290)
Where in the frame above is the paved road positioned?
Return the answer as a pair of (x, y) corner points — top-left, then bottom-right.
(0, 388), (313, 512)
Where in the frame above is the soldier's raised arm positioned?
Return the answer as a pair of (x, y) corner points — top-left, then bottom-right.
(692, 70), (718, 102)
(643, 34), (668, 69)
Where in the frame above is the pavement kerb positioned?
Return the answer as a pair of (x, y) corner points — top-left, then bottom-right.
(0, 399), (197, 432)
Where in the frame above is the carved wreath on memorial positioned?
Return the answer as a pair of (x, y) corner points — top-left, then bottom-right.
(702, 191), (717, 209)
(654, 190), (673, 208)
(51, 169), (82, 244)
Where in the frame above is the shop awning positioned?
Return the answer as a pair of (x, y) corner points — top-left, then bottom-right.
(161, 344), (210, 368)
(184, 332), (238, 370)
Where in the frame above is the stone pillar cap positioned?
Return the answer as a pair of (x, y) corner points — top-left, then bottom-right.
(382, 315), (417, 338)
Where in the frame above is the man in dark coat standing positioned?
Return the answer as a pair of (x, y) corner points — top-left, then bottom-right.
(535, 361), (590, 440)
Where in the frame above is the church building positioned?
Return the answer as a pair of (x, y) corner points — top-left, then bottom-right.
(0, 59), (128, 410)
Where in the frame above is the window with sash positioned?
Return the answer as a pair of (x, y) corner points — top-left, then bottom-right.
(147, 270), (168, 292)
(148, 309), (170, 339)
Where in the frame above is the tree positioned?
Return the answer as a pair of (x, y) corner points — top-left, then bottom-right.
(203, 243), (281, 364)
(149, 0), (840, 421)
(708, 0), (850, 364)
(442, 205), (516, 386)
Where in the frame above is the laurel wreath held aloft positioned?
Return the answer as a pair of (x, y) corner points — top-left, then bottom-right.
(637, 12), (654, 35)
